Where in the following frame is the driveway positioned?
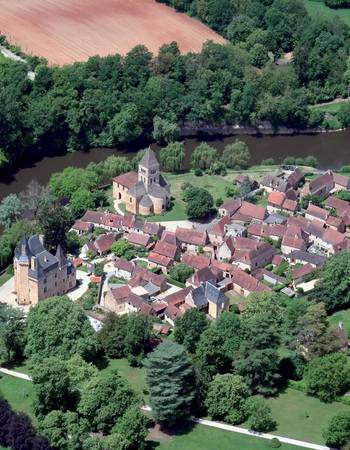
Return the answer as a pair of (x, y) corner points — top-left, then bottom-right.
(67, 269), (90, 301)
(0, 277), (28, 311)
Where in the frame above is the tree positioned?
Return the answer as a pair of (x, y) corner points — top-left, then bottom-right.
(112, 406), (150, 450)
(337, 103), (350, 128)
(0, 304), (26, 363)
(227, 15), (255, 44)
(305, 352), (350, 402)
(104, 104), (142, 145)
(296, 303), (341, 360)
(39, 410), (88, 450)
(236, 314), (281, 395)
(245, 397), (276, 432)
(174, 308), (209, 353)
(300, 194), (323, 210)
(191, 143), (218, 170)
(0, 194), (24, 228)
(169, 263), (194, 284)
(111, 239), (132, 258)
(183, 186), (214, 219)
(66, 354), (98, 390)
(205, 374), (249, 424)
(313, 252), (350, 312)
(304, 155), (318, 168)
(19, 180), (53, 219)
(49, 167), (98, 200)
(239, 177), (252, 197)
(221, 140), (250, 169)
(144, 341), (195, 427)
(78, 370), (138, 433)
(323, 412), (350, 448)
(159, 142), (185, 172)
(152, 116), (180, 144)
(250, 43), (269, 68)
(243, 292), (284, 327)
(38, 204), (73, 252)
(124, 313), (152, 357)
(25, 296), (99, 361)
(98, 313), (128, 358)
(70, 188), (96, 218)
(32, 357), (73, 416)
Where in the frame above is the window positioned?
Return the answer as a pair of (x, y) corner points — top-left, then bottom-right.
(44, 287), (47, 293)
(44, 278), (47, 284)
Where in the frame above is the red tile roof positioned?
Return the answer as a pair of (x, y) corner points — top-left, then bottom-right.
(292, 263), (315, 281)
(72, 220), (93, 232)
(114, 258), (135, 273)
(113, 171), (138, 189)
(333, 173), (350, 188)
(309, 171), (334, 195)
(239, 201), (266, 221)
(321, 228), (346, 246)
(103, 213), (123, 229)
(220, 198), (242, 215)
(268, 191), (285, 207)
(209, 216), (231, 236)
(95, 233), (116, 253)
(182, 253), (210, 270)
(153, 241), (178, 259)
(110, 285), (130, 300)
(148, 252), (172, 268)
(127, 232), (151, 247)
(81, 210), (104, 224)
(231, 267), (271, 293)
(306, 204), (328, 221)
(163, 287), (192, 307)
(282, 198), (298, 212)
(176, 227), (208, 246)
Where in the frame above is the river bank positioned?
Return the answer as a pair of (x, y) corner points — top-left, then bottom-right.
(1, 129), (350, 203)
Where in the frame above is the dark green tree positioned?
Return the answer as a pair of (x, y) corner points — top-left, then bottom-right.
(159, 142), (185, 172)
(245, 397), (276, 432)
(38, 204), (74, 252)
(0, 304), (26, 363)
(169, 263), (194, 284)
(98, 313), (128, 358)
(25, 296), (99, 361)
(174, 308), (209, 353)
(124, 313), (152, 357)
(144, 341), (195, 427)
(323, 412), (350, 448)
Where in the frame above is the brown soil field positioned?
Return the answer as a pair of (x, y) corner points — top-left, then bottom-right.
(0, 0), (226, 65)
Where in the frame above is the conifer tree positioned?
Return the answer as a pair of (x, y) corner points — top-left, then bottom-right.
(144, 341), (195, 427)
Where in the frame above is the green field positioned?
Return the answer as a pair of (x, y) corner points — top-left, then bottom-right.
(100, 358), (148, 398)
(304, 0), (350, 26)
(329, 308), (350, 334)
(311, 102), (347, 113)
(0, 374), (34, 419)
(265, 388), (350, 444)
(148, 166), (280, 222)
(150, 423), (306, 450)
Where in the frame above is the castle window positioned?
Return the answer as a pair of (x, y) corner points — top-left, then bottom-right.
(44, 278), (47, 284)
(129, 197), (132, 202)
(44, 287), (47, 293)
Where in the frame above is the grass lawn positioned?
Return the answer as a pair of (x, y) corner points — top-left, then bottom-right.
(136, 260), (148, 269)
(150, 423), (306, 450)
(264, 388), (350, 444)
(304, 0), (350, 26)
(100, 358), (148, 398)
(0, 374), (35, 420)
(329, 308), (350, 334)
(0, 271), (12, 287)
(311, 102), (346, 113)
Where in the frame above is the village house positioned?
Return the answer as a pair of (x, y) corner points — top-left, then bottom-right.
(113, 148), (170, 216)
(70, 220), (94, 235)
(182, 253), (211, 270)
(103, 284), (131, 314)
(303, 171), (334, 198)
(286, 250), (327, 268)
(219, 198), (242, 217)
(292, 263), (316, 288)
(230, 266), (271, 297)
(217, 236), (235, 262)
(252, 268), (287, 287)
(185, 281), (229, 319)
(231, 201), (267, 223)
(281, 227), (307, 254)
(176, 227), (208, 254)
(207, 215), (231, 247)
(267, 191), (298, 215)
(14, 235), (76, 306)
(333, 173), (350, 191)
(305, 204), (329, 224)
(186, 266), (223, 288)
(247, 223), (286, 242)
(94, 233), (116, 255)
(127, 232), (152, 248)
(232, 237), (275, 271)
(114, 258), (135, 280)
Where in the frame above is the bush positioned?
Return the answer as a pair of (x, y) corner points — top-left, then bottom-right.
(216, 197), (223, 207)
(261, 158), (275, 165)
(270, 438), (281, 448)
(194, 168), (203, 176)
(127, 353), (143, 367)
(283, 156), (296, 165)
(245, 397), (276, 432)
(341, 165), (350, 174)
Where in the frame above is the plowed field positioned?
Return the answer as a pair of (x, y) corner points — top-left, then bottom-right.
(0, 0), (225, 65)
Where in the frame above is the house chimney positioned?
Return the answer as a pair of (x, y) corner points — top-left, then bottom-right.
(39, 234), (45, 246)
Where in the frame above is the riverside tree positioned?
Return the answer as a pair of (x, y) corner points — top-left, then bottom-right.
(144, 341), (195, 427)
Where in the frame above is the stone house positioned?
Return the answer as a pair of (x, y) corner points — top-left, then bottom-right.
(114, 258), (135, 279)
(14, 235), (76, 306)
(176, 227), (208, 254)
(113, 149), (170, 216)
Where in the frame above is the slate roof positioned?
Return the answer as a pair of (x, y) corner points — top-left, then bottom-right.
(128, 181), (147, 199)
(140, 195), (153, 208)
(190, 286), (209, 308)
(287, 250), (327, 267)
(205, 281), (228, 305)
(139, 148), (159, 169)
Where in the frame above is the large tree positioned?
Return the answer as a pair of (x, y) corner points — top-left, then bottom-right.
(305, 352), (350, 402)
(312, 252), (350, 312)
(78, 370), (138, 434)
(32, 357), (73, 416)
(221, 140), (250, 169)
(98, 313), (128, 358)
(183, 186), (214, 219)
(324, 412), (350, 449)
(144, 341), (195, 427)
(159, 142), (185, 172)
(124, 313), (152, 357)
(174, 308), (209, 353)
(191, 143), (218, 170)
(0, 194), (24, 228)
(152, 116), (180, 144)
(38, 204), (74, 252)
(25, 296), (99, 362)
(205, 374), (249, 424)
(169, 263), (194, 284)
(0, 304), (26, 363)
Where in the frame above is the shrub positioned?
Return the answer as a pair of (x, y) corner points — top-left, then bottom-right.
(216, 197), (223, 207)
(270, 438), (281, 448)
(283, 156), (296, 165)
(261, 158), (275, 165)
(194, 168), (203, 176)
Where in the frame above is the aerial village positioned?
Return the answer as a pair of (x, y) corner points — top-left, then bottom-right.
(10, 149), (350, 338)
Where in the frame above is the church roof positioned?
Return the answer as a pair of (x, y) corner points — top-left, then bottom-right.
(148, 183), (168, 200)
(140, 194), (153, 208)
(139, 148), (159, 169)
(128, 181), (147, 199)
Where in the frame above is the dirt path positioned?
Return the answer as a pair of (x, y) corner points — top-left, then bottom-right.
(311, 97), (349, 108)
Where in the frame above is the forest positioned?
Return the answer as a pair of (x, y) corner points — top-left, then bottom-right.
(1, 0), (350, 170)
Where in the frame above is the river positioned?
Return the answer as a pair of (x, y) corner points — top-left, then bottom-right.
(1, 130), (350, 202)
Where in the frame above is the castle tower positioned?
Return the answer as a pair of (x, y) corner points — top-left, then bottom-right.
(138, 148), (160, 192)
(14, 237), (31, 305)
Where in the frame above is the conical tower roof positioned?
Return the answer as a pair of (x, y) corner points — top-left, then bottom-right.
(139, 148), (159, 169)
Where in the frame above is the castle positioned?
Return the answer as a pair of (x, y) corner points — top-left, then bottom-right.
(113, 148), (171, 216)
(14, 235), (76, 306)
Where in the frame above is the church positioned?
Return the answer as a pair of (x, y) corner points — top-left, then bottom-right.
(113, 148), (171, 216)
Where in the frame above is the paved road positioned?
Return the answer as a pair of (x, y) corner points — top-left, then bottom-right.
(0, 371), (336, 450)
(0, 367), (32, 381)
(67, 269), (90, 302)
(193, 418), (334, 450)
